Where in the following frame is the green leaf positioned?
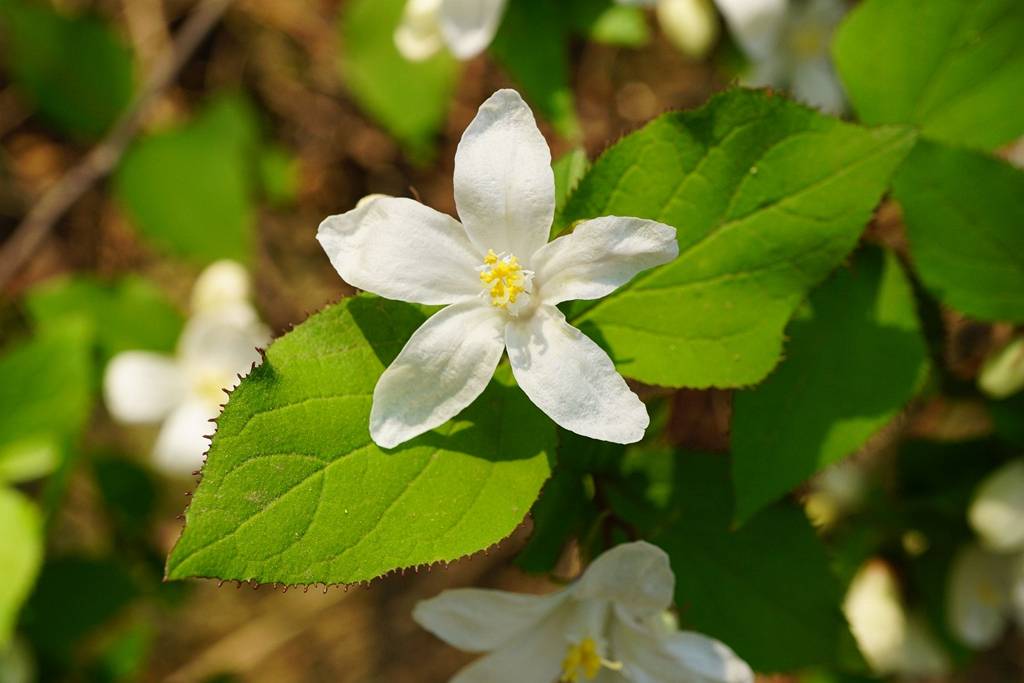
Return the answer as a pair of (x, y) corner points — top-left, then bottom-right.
(490, 0), (579, 139)
(0, 326), (93, 476)
(654, 452), (849, 671)
(258, 145), (301, 208)
(892, 140), (1024, 322)
(833, 0), (1024, 150)
(26, 275), (183, 363)
(0, 0), (134, 140)
(338, 0), (459, 162)
(515, 469), (592, 574)
(166, 295), (555, 586)
(568, 0), (650, 47)
(0, 488), (42, 647)
(552, 147), (590, 237)
(114, 94), (260, 263)
(561, 89), (916, 388)
(731, 249), (928, 523)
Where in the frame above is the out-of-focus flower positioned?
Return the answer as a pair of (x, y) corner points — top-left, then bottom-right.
(103, 261), (270, 476)
(716, 0), (847, 114)
(413, 541), (753, 683)
(395, 0), (508, 62)
(843, 560), (949, 677)
(947, 544), (1022, 649)
(969, 459), (1024, 553)
(318, 89), (677, 448)
(978, 337), (1024, 400)
(618, 0), (720, 59)
(803, 459), (867, 528)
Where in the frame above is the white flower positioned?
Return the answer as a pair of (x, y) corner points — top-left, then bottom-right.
(947, 544), (1024, 649)
(843, 560), (949, 677)
(969, 459), (1024, 553)
(395, 0), (508, 62)
(413, 541), (753, 683)
(103, 261), (270, 476)
(715, 0), (847, 114)
(617, 0), (720, 59)
(317, 89), (677, 449)
(978, 336), (1024, 400)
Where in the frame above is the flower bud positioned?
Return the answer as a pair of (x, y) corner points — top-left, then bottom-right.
(969, 459), (1024, 552)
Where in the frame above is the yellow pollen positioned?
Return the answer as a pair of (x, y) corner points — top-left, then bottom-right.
(478, 249), (531, 311)
(560, 638), (621, 682)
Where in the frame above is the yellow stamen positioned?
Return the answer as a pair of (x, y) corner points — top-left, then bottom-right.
(560, 638), (622, 682)
(477, 249), (532, 312)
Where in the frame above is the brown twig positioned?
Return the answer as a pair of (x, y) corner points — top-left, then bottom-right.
(0, 0), (235, 291)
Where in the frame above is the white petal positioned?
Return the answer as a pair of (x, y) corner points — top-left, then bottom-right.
(715, 0), (786, 62)
(191, 260), (252, 315)
(969, 460), (1024, 553)
(152, 397), (217, 476)
(413, 587), (567, 653)
(611, 613), (754, 683)
(370, 302), (506, 448)
(532, 216), (678, 306)
(439, 0), (508, 60)
(843, 561), (906, 674)
(178, 313), (268, 394)
(897, 614), (950, 677)
(947, 544), (1012, 649)
(978, 336), (1024, 400)
(449, 619), (569, 683)
(103, 352), (186, 424)
(395, 0), (445, 61)
(454, 90), (554, 262)
(573, 541), (674, 619)
(657, 0), (720, 59)
(505, 306), (648, 444)
(317, 197), (483, 306)
(615, 0), (658, 5)
(791, 57), (846, 114)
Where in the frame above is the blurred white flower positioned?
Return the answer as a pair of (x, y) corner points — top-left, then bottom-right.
(843, 560), (949, 677)
(413, 541), (753, 683)
(618, 0), (720, 59)
(103, 260), (270, 476)
(318, 89), (677, 448)
(947, 544), (1024, 649)
(803, 459), (867, 528)
(978, 336), (1024, 400)
(395, 0), (508, 62)
(716, 0), (847, 114)
(969, 459), (1024, 553)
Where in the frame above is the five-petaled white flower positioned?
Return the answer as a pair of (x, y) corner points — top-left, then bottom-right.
(947, 543), (1024, 649)
(716, 0), (847, 114)
(395, 0), (508, 62)
(413, 541), (754, 683)
(616, 0), (720, 59)
(103, 261), (270, 475)
(317, 89), (678, 449)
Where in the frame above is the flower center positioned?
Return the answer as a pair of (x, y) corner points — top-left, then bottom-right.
(559, 638), (622, 682)
(477, 249), (533, 315)
(787, 22), (827, 59)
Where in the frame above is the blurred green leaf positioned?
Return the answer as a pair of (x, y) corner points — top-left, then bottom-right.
(114, 95), (260, 263)
(568, 0), (650, 47)
(515, 469), (592, 574)
(167, 295), (554, 586)
(731, 249), (929, 523)
(93, 457), (157, 538)
(892, 140), (1024, 322)
(0, 0), (134, 140)
(0, 489), (43, 647)
(991, 394), (1024, 447)
(0, 436), (59, 484)
(339, 0), (459, 162)
(491, 0), (579, 139)
(552, 147), (589, 235)
(654, 452), (850, 672)
(561, 88), (916, 388)
(833, 0), (1024, 150)
(26, 275), (183, 364)
(258, 145), (301, 208)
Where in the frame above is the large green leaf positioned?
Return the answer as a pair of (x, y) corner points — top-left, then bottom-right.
(561, 89), (916, 388)
(338, 0), (459, 162)
(114, 95), (260, 263)
(654, 452), (850, 672)
(833, 0), (1024, 150)
(731, 249), (928, 523)
(27, 275), (183, 363)
(166, 295), (555, 586)
(0, 488), (42, 647)
(0, 0), (134, 140)
(892, 140), (1024, 322)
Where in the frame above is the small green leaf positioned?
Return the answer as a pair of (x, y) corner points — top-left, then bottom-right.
(561, 89), (916, 388)
(114, 94), (260, 263)
(892, 140), (1024, 322)
(654, 452), (850, 671)
(338, 0), (459, 162)
(833, 0), (1024, 150)
(167, 295), (555, 586)
(258, 145), (301, 208)
(0, 488), (42, 647)
(731, 249), (929, 523)
(0, 0), (134, 140)
(569, 1), (650, 47)
(490, 0), (580, 139)
(26, 275), (183, 363)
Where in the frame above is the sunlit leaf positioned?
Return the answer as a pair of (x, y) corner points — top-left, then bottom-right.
(0, 488), (42, 647)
